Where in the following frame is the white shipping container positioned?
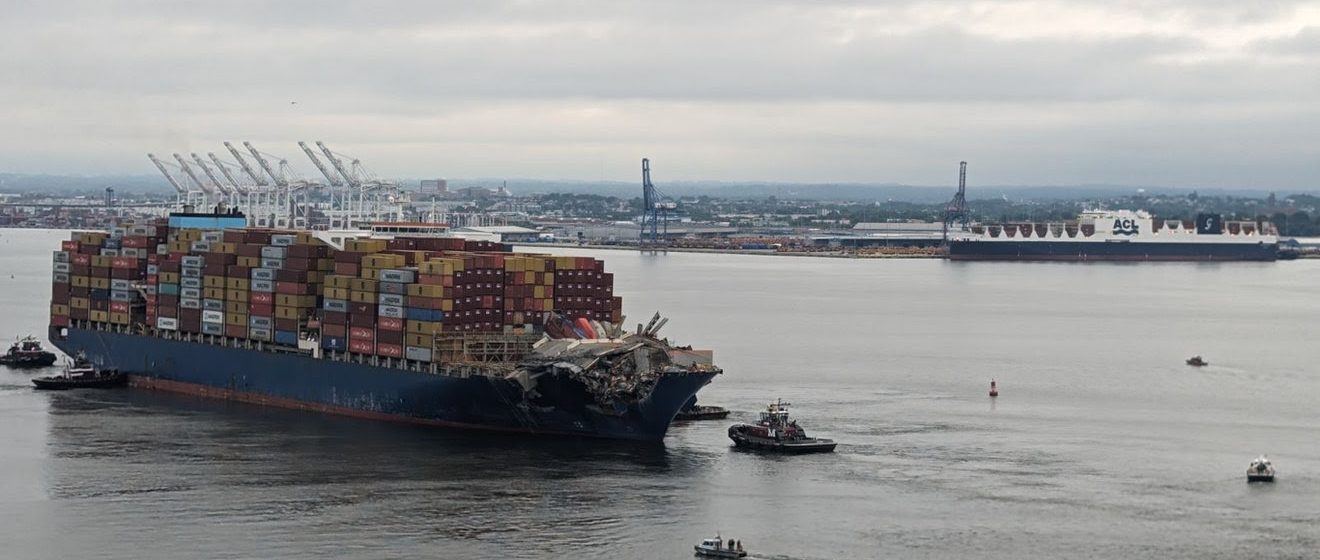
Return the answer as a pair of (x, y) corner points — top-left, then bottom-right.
(157, 317), (179, 330)
(202, 310), (224, 323)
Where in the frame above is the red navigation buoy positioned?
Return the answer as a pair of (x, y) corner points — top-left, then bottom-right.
(989, 380), (999, 398)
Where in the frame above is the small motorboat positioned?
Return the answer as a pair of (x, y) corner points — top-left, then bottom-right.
(32, 357), (126, 390)
(675, 405), (730, 422)
(727, 399), (837, 453)
(0, 335), (58, 368)
(693, 536), (746, 558)
(1186, 355), (1207, 367)
(1247, 456), (1275, 483)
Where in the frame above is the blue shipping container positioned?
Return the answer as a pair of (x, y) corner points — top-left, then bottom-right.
(320, 336), (347, 351)
(158, 283), (180, 295)
(405, 308), (444, 322)
(274, 330), (299, 345)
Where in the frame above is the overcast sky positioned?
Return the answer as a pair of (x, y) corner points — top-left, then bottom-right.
(2, 1), (1318, 189)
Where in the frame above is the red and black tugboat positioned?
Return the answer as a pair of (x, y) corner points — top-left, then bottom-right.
(727, 399), (836, 453)
(32, 355), (126, 390)
(0, 336), (58, 368)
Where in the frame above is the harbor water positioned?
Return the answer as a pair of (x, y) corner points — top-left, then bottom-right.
(2, 229), (1318, 559)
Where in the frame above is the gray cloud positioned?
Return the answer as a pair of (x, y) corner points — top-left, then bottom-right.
(0, 0), (1318, 189)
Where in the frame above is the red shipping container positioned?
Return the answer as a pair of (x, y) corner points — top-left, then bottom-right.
(378, 317), (404, 331)
(226, 324), (247, 338)
(333, 262), (359, 275)
(51, 315), (70, 327)
(109, 301), (130, 313)
(348, 339), (374, 354)
(349, 326), (374, 341)
(376, 343), (403, 358)
(322, 323), (347, 337)
(110, 257), (136, 269)
(349, 313), (376, 327)
(248, 292), (273, 305)
(72, 253), (91, 266)
(61, 240), (80, 251)
(322, 310), (347, 323)
(248, 303), (273, 316)
(275, 318), (298, 331)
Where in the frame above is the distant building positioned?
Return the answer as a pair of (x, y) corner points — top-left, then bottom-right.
(452, 225), (540, 243)
(419, 179), (448, 194)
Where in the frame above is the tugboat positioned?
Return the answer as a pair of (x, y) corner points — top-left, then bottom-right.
(1247, 456), (1276, 483)
(32, 356), (126, 390)
(0, 335), (58, 368)
(727, 399), (837, 453)
(693, 535), (746, 558)
(1186, 355), (1208, 367)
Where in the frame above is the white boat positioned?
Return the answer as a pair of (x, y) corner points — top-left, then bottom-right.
(1247, 456), (1276, 483)
(694, 536), (747, 558)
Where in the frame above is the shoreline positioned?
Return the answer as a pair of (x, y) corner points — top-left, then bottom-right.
(517, 242), (946, 259)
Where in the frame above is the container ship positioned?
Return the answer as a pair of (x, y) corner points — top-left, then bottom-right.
(948, 209), (1279, 261)
(46, 207), (719, 441)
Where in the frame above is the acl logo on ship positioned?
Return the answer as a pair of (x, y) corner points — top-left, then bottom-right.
(1111, 218), (1140, 235)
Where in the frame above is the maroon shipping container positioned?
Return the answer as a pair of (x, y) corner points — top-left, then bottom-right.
(349, 313), (376, 328)
(349, 326), (374, 341)
(275, 281), (313, 295)
(225, 324), (247, 338)
(275, 269), (309, 283)
(322, 310), (347, 324)
(71, 307), (89, 320)
(322, 323), (347, 337)
(275, 318), (298, 331)
(249, 303), (274, 316)
(348, 339), (374, 354)
(237, 244), (264, 257)
(376, 329), (404, 345)
(376, 343), (403, 358)
(226, 265), (252, 277)
(378, 317), (404, 331)
(204, 262), (227, 275)
(334, 262), (359, 275)
(350, 302), (376, 316)
(157, 305), (179, 318)
(333, 251), (368, 264)
(250, 292), (274, 305)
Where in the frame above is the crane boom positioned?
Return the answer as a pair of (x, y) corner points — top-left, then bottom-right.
(316, 141), (359, 187)
(243, 141), (288, 187)
(224, 141), (268, 186)
(299, 141), (342, 186)
(172, 153), (217, 195)
(191, 153), (233, 195)
(147, 153), (188, 194)
(207, 152), (244, 191)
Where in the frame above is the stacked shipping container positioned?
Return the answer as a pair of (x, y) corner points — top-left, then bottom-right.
(54, 227), (622, 365)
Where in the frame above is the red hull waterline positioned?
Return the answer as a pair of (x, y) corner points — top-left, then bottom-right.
(129, 375), (620, 439)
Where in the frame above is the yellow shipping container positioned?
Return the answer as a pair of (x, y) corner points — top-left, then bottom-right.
(92, 255), (113, 267)
(406, 320), (441, 335)
(350, 278), (379, 292)
(90, 278), (110, 290)
(69, 297), (90, 309)
(441, 299), (453, 312)
(406, 333), (432, 347)
(533, 286), (545, 299)
(362, 253), (406, 268)
(72, 276), (91, 288)
(237, 256), (261, 267)
(275, 306), (302, 320)
(359, 267), (379, 280)
(175, 229), (202, 242)
(89, 310), (110, 323)
(504, 257), (525, 273)
(212, 242), (237, 254)
(50, 303), (70, 316)
(168, 240), (192, 253)
(225, 301), (246, 314)
(350, 290), (376, 304)
(226, 278), (250, 290)
(528, 257), (546, 273)
(226, 289), (249, 302)
(345, 238), (388, 253)
(203, 276), (224, 288)
(109, 312), (130, 324)
(324, 287), (349, 300)
(159, 272), (180, 283)
(542, 272), (554, 284)
(406, 284), (446, 298)
(275, 294), (316, 308)
(204, 287), (226, 300)
(307, 271), (325, 284)
(225, 312), (248, 326)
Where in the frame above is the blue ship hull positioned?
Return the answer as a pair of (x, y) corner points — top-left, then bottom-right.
(949, 240), (1278, 261)
(50, 326), (716, 442)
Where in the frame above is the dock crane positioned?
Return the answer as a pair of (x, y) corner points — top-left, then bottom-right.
(942, 161), (970, 242)
(172, 153), (220, 199)
(299, 141), (342, 186)
(640, 158), (676, 249)
(147, 153), (190, 197)
(207, 152), (250, 194)
(190, 153), (234, 196)
(316, 141), (360, 187)
(224, 142), (267, 187)
(243, 141), (289, 187)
